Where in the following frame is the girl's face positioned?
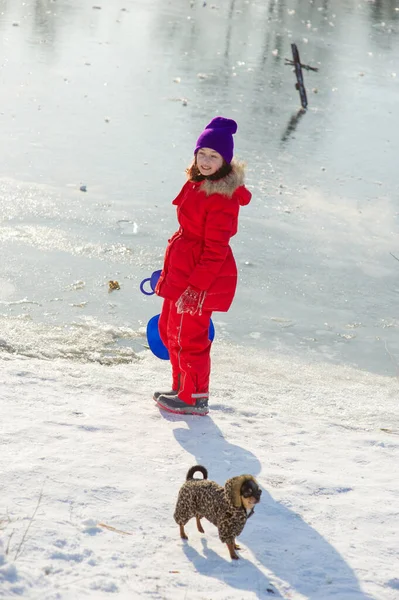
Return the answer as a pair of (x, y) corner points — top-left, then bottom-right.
(196, 147), (224, 176)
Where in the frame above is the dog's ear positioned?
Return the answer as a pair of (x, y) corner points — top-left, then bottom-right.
(226, 475), (257, 508)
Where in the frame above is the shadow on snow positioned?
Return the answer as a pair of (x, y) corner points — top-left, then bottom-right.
(161, 410), (374, 600)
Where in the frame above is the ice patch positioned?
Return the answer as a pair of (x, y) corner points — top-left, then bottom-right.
(0, 278), (16, 301)
(117, 219), (139, 235)
(0, 315), (141, 364)
(0, 298), (41, 306)
(0, 224), (136, 264)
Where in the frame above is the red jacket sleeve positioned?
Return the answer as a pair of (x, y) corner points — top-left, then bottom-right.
(188, 195), (238, 291)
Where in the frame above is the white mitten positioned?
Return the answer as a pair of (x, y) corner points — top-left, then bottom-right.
(175, 287), (206, 316)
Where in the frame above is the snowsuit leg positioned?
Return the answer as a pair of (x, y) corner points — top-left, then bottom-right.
(159, 299), (212, 405)
(159, 299), (180, 390)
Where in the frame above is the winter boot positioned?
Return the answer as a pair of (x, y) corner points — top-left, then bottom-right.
(153, 374), (180, 401)
(153, 389), (178, 401)
(156, 393), (209, 416)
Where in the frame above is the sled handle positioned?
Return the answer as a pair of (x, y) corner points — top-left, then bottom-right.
(140, 270), (162, 296)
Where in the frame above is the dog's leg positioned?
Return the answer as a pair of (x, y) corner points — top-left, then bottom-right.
(179, 524), (188, 540)
(196, 516), (204, 533)
(226, 541), (239, 560)
(234, 539), (241, 550)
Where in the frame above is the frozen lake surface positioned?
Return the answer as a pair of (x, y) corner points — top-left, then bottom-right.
(0, 0), (398, 375)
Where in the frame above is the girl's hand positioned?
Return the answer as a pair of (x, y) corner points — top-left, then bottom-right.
(176, 287), (206, 316)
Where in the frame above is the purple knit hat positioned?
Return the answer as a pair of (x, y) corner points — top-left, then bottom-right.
(194, 116), (238, 164)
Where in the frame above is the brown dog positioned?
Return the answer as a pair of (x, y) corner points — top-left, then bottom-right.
(174, 465), (262, 559)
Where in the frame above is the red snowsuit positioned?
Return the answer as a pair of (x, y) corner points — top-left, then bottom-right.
(155, 162), (251, 404)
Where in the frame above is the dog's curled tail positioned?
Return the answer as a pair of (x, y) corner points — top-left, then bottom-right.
(186, 465), (208, 481)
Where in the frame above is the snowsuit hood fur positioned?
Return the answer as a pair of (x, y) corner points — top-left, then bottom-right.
(224, 475), (259, 508)
(200, 161), (251, 203)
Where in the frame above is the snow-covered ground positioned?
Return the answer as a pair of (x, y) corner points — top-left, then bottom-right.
(1, 343), (398, 599)
(1, 1), (399, 598)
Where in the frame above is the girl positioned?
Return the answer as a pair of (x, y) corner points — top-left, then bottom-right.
(154, 116), (252, 415)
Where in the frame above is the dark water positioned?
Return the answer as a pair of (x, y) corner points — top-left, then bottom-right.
(0, 0), (398, 375)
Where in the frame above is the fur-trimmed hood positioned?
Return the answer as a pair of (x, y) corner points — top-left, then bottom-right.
(224, 474), (259, 508)
(199, 160), (251, 204)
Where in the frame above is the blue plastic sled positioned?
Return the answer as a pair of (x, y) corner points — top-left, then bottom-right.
(146, 314), (215, 360)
